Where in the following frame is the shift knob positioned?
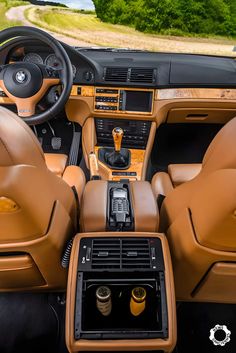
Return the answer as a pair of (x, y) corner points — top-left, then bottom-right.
(112, 127), (124, 152)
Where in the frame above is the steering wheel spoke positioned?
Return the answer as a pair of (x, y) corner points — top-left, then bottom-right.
(38, 64), (62, 81)
(0, 76), (60, 117)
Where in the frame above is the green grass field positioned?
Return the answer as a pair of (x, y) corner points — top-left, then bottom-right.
(25, 6), (235, 56)
(0, 0), (28, 30)
(26, 7), (138, 35)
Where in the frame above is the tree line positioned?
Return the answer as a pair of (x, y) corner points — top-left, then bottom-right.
(93, 0), (236, 37)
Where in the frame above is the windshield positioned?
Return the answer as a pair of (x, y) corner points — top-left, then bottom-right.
(1, 0), (236, 57)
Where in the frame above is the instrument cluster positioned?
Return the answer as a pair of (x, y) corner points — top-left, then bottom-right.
(22, 52), (77, 77)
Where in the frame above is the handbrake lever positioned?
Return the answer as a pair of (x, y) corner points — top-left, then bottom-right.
(89, 152), (101, 180)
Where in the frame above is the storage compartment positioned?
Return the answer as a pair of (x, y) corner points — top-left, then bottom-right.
(167, 108), (236, 124)
(75, 273), (167, 339)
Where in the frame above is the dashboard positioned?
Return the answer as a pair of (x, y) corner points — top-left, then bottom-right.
(1, 37), (236, 127)
(3, 38), (236, 89)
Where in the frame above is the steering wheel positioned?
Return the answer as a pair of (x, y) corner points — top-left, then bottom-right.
(0, 26), (73, 125)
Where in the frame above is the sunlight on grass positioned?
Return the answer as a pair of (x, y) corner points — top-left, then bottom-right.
(25, 6), (236, 56)
(0, 0), (27, 30)
(36, 8), (138, 34)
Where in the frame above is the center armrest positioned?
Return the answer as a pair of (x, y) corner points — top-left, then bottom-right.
(80, 180), (159, 233)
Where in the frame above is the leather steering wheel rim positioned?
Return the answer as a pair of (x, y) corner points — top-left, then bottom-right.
(0, 26), (73, 125)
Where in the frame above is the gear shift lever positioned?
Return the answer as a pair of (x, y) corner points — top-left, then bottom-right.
(98, 126), (131, 169)
(112, 127), (124, 152)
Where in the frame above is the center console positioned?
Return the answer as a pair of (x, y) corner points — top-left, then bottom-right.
(66, 233), (176, 353)
(95, 118), (151, 150)
(94, 118), (153, 181)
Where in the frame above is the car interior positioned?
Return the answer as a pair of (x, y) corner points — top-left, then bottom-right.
(0, 26), (235, 353)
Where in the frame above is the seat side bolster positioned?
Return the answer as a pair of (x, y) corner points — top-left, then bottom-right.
(44, 153), (68, 177)
(62, 165), (86, 203)
(151, 172), (174, 200)
(168, 163), (202, 187)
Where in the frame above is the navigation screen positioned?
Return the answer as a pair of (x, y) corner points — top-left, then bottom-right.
(125, 91), (153, 112)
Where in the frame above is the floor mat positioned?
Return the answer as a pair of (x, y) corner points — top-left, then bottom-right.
(150, 123), (222, 174)
(176, 302), (236, 353)
(0, 293), (67, 353)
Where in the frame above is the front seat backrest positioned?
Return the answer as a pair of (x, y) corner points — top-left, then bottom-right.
(0, 107), (78, 290)
(202, 117), (236, 174)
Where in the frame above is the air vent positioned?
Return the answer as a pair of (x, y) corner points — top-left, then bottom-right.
(91, 239), (151, 270)
(104, 67), (128, 82)
(91, 239), (121, 269)
(130, 68), (155, 83)
(122, 239), (151, 269)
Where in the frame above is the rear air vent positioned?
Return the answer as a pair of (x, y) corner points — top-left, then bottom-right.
(130, 68), (155, 83)
(122, 239), (151, 269)
(91, 239), (121, 269)
(91, 238), (151, 270)
(104, 67), (128, 82)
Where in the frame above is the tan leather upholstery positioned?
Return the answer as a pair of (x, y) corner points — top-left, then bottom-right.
(193, 263), (236, 303)
(62, 165), (86, 203)
(0, 106), (85, 291)
(151, 172), (174, 200)
(80, 180), (107, 233)
(44, 153), (68, 177)
(152, 164), (201, 199)
(130, 181), (159, 232)
(151, 117), (236, 302)
(168, 163), (202, 187)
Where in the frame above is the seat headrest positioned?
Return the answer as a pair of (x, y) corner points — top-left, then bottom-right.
(0, 107), (45, 168)
(203, 117), (236, 173)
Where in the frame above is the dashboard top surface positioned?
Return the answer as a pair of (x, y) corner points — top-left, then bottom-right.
(2, 38), (236, 89)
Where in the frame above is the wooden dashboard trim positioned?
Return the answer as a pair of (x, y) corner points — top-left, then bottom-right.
(156, 88), (236, 100)
(71, 85), (155, 116)
(95, 146), (145, 181)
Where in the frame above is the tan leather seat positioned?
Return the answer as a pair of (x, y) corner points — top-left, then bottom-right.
(152, 164), (202, 199)
(152, 117), (236, 303)
(0, 107), (85, 291)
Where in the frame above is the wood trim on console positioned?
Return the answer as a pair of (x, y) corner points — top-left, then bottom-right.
(156, 88), (236, 100)
(95, 146), (145, 181)
(66, 232), (177, 353)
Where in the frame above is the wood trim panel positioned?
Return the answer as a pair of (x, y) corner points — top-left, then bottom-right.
(71, 85), (95, 97)
(156, 88), (236, 100)
(95, 146), (145, 181)
(66, 232), (177, 353)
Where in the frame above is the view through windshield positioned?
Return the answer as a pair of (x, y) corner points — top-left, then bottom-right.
(1, 0), (236, 56)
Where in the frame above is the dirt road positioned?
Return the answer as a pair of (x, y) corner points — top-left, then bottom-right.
(5, 5), (236, 55)
(6, 5), (92, 46)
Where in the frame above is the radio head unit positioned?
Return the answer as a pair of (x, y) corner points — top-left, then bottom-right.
(95, 87), (154, 114)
